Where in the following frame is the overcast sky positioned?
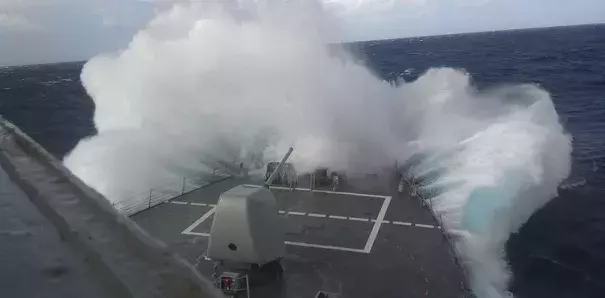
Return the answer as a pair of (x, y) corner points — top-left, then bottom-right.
(1, 0), (604, 66)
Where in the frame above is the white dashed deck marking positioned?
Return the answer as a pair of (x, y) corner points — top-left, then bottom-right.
(190, 202), (208, 207)
(170, 201), (188, 205)
(175, 188), (441, 254)
(307, 213), (327, 218)
(172, 200), (436, 229)
(243, 185), (389, 199)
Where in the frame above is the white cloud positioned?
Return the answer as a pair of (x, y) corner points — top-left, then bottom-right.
(0, 13), (39, 30)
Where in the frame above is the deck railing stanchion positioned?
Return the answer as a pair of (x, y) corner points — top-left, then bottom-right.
(182, 177), (186, 195)
(112, 160), (237, 216)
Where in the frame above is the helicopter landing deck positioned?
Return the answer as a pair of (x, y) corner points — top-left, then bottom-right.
(131, 176), (470, 298)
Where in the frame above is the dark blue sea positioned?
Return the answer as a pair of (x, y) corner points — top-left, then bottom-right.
(1, 24), (604, 297)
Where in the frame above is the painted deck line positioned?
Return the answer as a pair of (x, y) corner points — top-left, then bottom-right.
(181, 207), (216, 234)
(284, 241), (367, 254)
(183, 231), (210, 237)
(247, 184), (389, 199)
(348, 217), (371, 222)
(172, 200), (438, 231)
(363, 196), (391, 253)
(392, 221), (413, 226)
(182, 231), (367, 253)
(307, 213), (327, 218)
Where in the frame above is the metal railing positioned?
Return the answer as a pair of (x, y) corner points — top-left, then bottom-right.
(402, 171), (474, 297)
(112, 163), (237, 216)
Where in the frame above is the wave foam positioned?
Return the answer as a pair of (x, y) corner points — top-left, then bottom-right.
(64, 2), (572, 297)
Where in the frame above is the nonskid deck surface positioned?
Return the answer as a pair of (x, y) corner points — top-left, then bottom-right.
(0, 162), (112, 298)
(132, 172), (470, 298)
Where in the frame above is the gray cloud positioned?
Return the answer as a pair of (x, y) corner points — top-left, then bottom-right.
(0, 13), (40, 31)
(0, 0), (155, 66)
(338, 0), (605, 40)
(1, 0), (604, 66)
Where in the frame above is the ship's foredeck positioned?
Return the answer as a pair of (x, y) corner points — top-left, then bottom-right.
(132, 171), (470, 298)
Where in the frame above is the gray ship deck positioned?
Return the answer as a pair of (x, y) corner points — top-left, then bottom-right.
(1, 117), (221, 298)
(132, 172), (470, 298)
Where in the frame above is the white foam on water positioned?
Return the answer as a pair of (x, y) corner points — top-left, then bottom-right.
(64, 1), (572, 297)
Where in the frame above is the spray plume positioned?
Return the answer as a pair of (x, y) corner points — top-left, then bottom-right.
(64, 1), (572, 297)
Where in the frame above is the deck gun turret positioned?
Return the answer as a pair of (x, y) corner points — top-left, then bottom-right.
(206, 148), (293, 297)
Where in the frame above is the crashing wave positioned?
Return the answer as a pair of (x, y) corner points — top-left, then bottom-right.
(64, 1), (572, 297)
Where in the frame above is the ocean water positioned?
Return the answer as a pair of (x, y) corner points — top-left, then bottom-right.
(1, 23), (604, 297)
(354, 24), (605, 298)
